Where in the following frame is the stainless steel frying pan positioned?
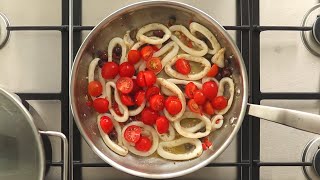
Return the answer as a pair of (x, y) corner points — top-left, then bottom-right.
(70, 1), (320, 178)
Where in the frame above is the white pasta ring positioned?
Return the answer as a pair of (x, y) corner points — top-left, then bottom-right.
(136, 23), (171, 44)
(215, 77), (235, 115)
(107, 37), (127, 64)
(88, 58), (106, 100)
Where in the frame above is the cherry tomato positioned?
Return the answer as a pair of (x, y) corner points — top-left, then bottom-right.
(120, 94), (135, 106)
(141, 107), (159, 125)
(101, 62), (119, 79)
(134, 90), (145, 106)
(207, 64), (219, 77)
(93, 98), (109, 113)
(145, 86), (160, 100)
(128, 50), (141, 64)
(88, 81), (102, 97)
(100, 116), (114, 134)
(130, 79), (141, 95)
(112, 102), (122, 116)
(116, 77), (134, 94)
(185, 82), (198, 99)
(202, 81), (218, 100)
(140, 45), (154, 61)
(202, 137), (212, 148)
(202, 143), (208, 150)
(119, 62), (135, 77)
(202, 101), (215, 115)
(143, 70), (157, 87)
(151, 45), (159, 51)
(211, 96), (228, 110)
(156, 116), (169, 134)
(135, 136), (152, 152)
(175, 58), (191, 75)
(146, 57), (162, 74)
(165, 96), (182, 115)
(149, 94), (165, 111)
(187, 99), (201, 114)
(194, 90), (206, 105)
(136, 71), (146, 87)
(124, 125), (142, 144)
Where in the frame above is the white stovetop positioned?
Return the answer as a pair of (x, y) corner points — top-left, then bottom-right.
(1, 0), (320, 180)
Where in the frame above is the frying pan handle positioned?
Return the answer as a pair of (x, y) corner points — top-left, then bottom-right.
(247, 103), (320, 134)
(39, 131), (68, 180)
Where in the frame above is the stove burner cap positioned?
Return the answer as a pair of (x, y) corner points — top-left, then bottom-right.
(302, 137), (320, 180)
(0, 12), (10, 49)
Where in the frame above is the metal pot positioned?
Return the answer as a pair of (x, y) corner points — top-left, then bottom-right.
(70, 1), (320, 178)
(0, 87), (68, 180)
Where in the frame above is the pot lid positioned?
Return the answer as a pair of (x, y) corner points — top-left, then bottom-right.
(0, 88), (44, 180)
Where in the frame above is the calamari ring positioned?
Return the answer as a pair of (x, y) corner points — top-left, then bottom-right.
(97, 113), (128, 156)
(105, 81), (129, 122)
(167, 79), (202, 98)
(153, 41), (179, 69)
(157, 78), (186, 121)
(189, 22), (221, 55)
(131, 41), (162, 70)
(174, 112), (212, 139)
(157, 137), (202, 160)
(201, 77), (219, 86)
(215, 77), (235, 115)
(165, 54), (211, 80)
(123, 30), (134, 49)
(211, 48), (226, 68)
(88, 58), (106, 99)
(108, 37), (127, 64)
(169, 25), (208, 56)
(211, 114), (224, 130)
(136, 23), (171, 44)
(122, 121), (159, 156)
(154, 122), (175, 141)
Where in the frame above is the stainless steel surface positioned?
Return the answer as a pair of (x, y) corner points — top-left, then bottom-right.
(302, 137), (320, 180)
(0, 12), (10, 49)
(71, 1), (248, 178)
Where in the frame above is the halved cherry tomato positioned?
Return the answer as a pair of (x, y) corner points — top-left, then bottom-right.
(175, 58), (191, 75)
(119, 62), (135, 77)
(101, 62), (119, 79)
(136, 71), (146, 87)
(156, 116), (169, 134)
(202, 137), (212, 148)
(100, 116), (114, 134)
(185, 82), (198, 99)
(145, 86), (160, 100)
(135, 136), (152, 152)
(128, 50), (141, 64)
(88, 81), (102, 97)
(193, 90), (206, 105)
(146, 57), (162, 74)
(202, 81), (218, 100)
(202, 101), (215, 115)
(134, 90), (145, 106)
(211, 96), (228, 110)
(151, 45), (159, 51)
(149, 94), (165, 111)
(143, 70), (157, 87)
(93, 98), (109, 113)
(141, 107), (159, 125)
(124, 125), (142, 144)
(120, 94), (135, 106)
(112, 102), (122, 116)
(116, 77), (133, 94)
(165, 96), (182, 115)
(207, 64), (219, 77)
(187, 99), (201, 114)
(130, 79), (141, 95)
(141, 45), (154, 61)
(202, 143), (208, 150)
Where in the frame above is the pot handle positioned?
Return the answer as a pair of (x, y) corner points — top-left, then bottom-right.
(247, 103), (320, 134)
(39, 131), (68, 180)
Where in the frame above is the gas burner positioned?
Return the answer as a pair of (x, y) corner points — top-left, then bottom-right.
(0, 12), (10, 49)
(301, 4), (320, 57)
(302, 137), (320, 180)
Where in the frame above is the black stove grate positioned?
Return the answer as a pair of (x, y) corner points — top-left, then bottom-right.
(6, 0), (317, 179)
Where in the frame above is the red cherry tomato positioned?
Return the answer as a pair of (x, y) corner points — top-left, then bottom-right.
(207, 64), (219, 77)
(187, 99), (201, 114)
(93, 98), (109, 113)
(165, 96), (182, 115)
(101, 62), (119, 79)
(124, 125), (142, 144)
(130, 79), (141, 95)
(149, 94), (165, 111)
(151, 45), (159, 51)
(128, 50), (141, 64)
(119, 62), (135, 77)
(140, 45), (154, 61)
(175, 58), (191, 75)
(112, 102), (122, 116)
(202, 143), (208, 150)
(134, 90), (145, 106)
(116, 77), (134, 94)
(136, 71), (146, 87)
(143, 70), (157, 87)
(156, 116), (169, 134)
(120, 94), (135, 106)
(202, 81), (218, 100)
(211, 96), (228, 110)
(193, 90), (206, 105)
(100, 116), (114, 134)
(135, 136), (152, 152)
(141, 107), (159, 125)
(88, 81), (102, 97)
(145, 86), (160, 100)
(185, 82), (198, 99)
(202, 101), (215, 115)
(146, 57), (162, 74)
(202, 137), (213, 148)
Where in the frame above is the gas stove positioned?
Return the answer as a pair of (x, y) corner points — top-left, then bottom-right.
(1, 0), (320, 179)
